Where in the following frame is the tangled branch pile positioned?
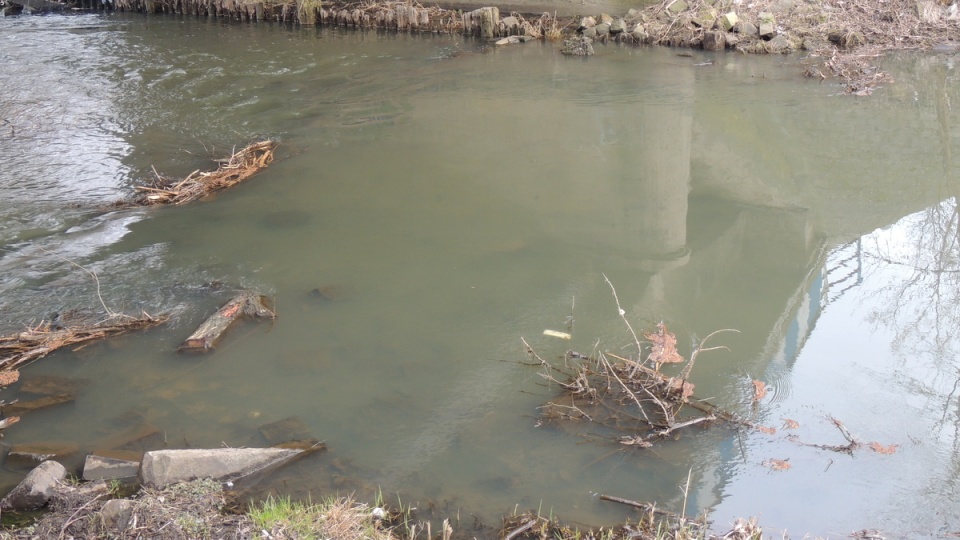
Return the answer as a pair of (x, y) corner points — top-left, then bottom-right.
(0, 313), (167, 371)
(131, 140), (277, 206)
(527, 309), (772, 448)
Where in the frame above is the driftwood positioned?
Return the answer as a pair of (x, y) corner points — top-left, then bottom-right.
(178, 292), (275, 353)
(0, 314), (168, 371)
(131, 141), (276, 206)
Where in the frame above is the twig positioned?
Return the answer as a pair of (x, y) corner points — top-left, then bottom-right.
(38, 248), (118, 318)
(504, 519), (537, 540)
(598, 352), (653, 425)
(680, 328), (739, 380)
(652, 415), (716, 439)
(59, 492), (107, 539)
(602, 274), (643, 366)
(598, 495), (675, 517)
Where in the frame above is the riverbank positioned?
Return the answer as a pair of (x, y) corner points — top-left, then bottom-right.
(0, 477), (763, 540)
(4, 0), (958, 94)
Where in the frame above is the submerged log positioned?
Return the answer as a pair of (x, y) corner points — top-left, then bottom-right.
(178, 292), (275, 353)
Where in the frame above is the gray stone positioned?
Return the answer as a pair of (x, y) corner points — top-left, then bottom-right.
(1, 460), (67, 511)
(83, 454), (140, 481)
(693, 6), (718, 27)
(766, 34), (792, 52)
(578, 15), (595, 29)
(500, 15), (519, 35)
(725, 32), (740, 46)
(718, 11), (738, 31)
(736, 21), (758, 35)
(758, 11), (776, 37)
(582, 26), (597, 39)
(100, 499), (134, 531)
(495, 36), (521, 45)
(668, 0), (688, 14)
(141, 448), (303, 488)
(703, 30), (726, 50)
(598, 12), (613, 24)
(759, 21), (776, 38)
(610, 17), (626, 33)
(595, 22), (610, 38)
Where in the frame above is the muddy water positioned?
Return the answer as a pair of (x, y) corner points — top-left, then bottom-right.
(2, 13), (960, 536)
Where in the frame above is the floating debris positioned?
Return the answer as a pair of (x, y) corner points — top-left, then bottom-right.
(131, 141), (277, 206)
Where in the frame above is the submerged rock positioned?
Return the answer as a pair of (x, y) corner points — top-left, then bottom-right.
(561, 36), (595, 56)
(1, 460), (67, 511)
(6, 442), (79, 469)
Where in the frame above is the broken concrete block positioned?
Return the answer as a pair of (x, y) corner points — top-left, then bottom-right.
(140, 448), (304, 488)
(758, 12), (776, 37)
(83, 454), (140, 481)
(719, 11), (738, 31)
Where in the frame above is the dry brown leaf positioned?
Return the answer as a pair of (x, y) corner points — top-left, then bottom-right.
(763, 458), (791, 471)
(620, 435), (654, 448)
(782, 418), (800, 430)
(868, 442), (899, 455)
(0, 370), (19, 386)
(752, 380), (768, 402)
(645, 322), (684, 368)
(667, 377), (696, 402)
(756, 425), (777, 435)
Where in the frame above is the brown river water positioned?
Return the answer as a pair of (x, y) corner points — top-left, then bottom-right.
(1, 12), (960, 537)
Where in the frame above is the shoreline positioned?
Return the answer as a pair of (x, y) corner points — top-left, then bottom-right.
(4, 0), (958, 94)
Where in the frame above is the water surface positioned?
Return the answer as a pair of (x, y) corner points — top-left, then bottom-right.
(1, 14), (960, 537)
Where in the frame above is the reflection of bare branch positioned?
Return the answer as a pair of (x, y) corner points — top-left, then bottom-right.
(863, 198), (960, 361)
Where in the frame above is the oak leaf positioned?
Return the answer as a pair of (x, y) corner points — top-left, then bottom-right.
(763, 458), (791, 471)
(668, 377), (695, 402)
(752, 380), (768, 402)
(755, 425), (776, 435)
(645, 322), (684, 368)
(0, 370), (19, 387)
(782, 418), (799, 430)
(868, 442), (899, 455)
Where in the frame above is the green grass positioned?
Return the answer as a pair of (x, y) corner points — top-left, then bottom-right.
(249, 495), (397, 540)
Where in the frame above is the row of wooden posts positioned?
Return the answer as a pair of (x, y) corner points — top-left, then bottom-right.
(73, 0), (519, 39)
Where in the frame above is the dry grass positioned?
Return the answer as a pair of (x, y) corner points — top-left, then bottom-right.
(500, 511), (762, 540)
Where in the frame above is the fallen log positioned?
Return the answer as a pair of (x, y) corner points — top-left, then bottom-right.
(178, 292), (275, 353)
